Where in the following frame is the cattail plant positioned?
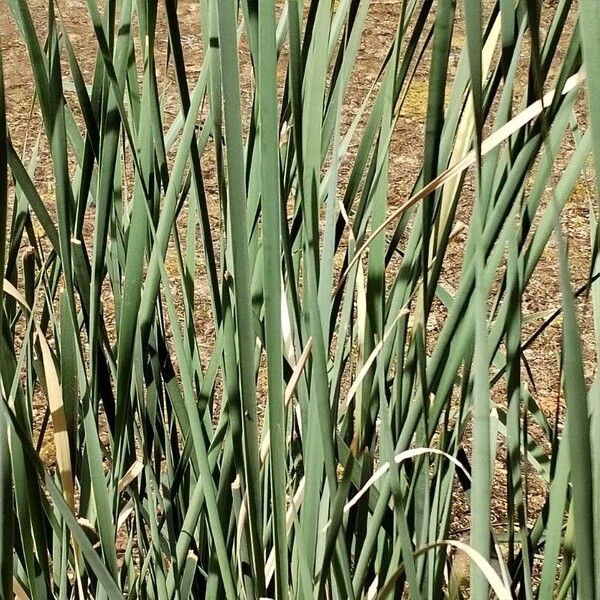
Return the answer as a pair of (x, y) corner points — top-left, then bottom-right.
(0, 0), (598, 597)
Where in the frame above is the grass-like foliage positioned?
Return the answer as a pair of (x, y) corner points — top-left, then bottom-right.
(0, 0), (599, 597)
